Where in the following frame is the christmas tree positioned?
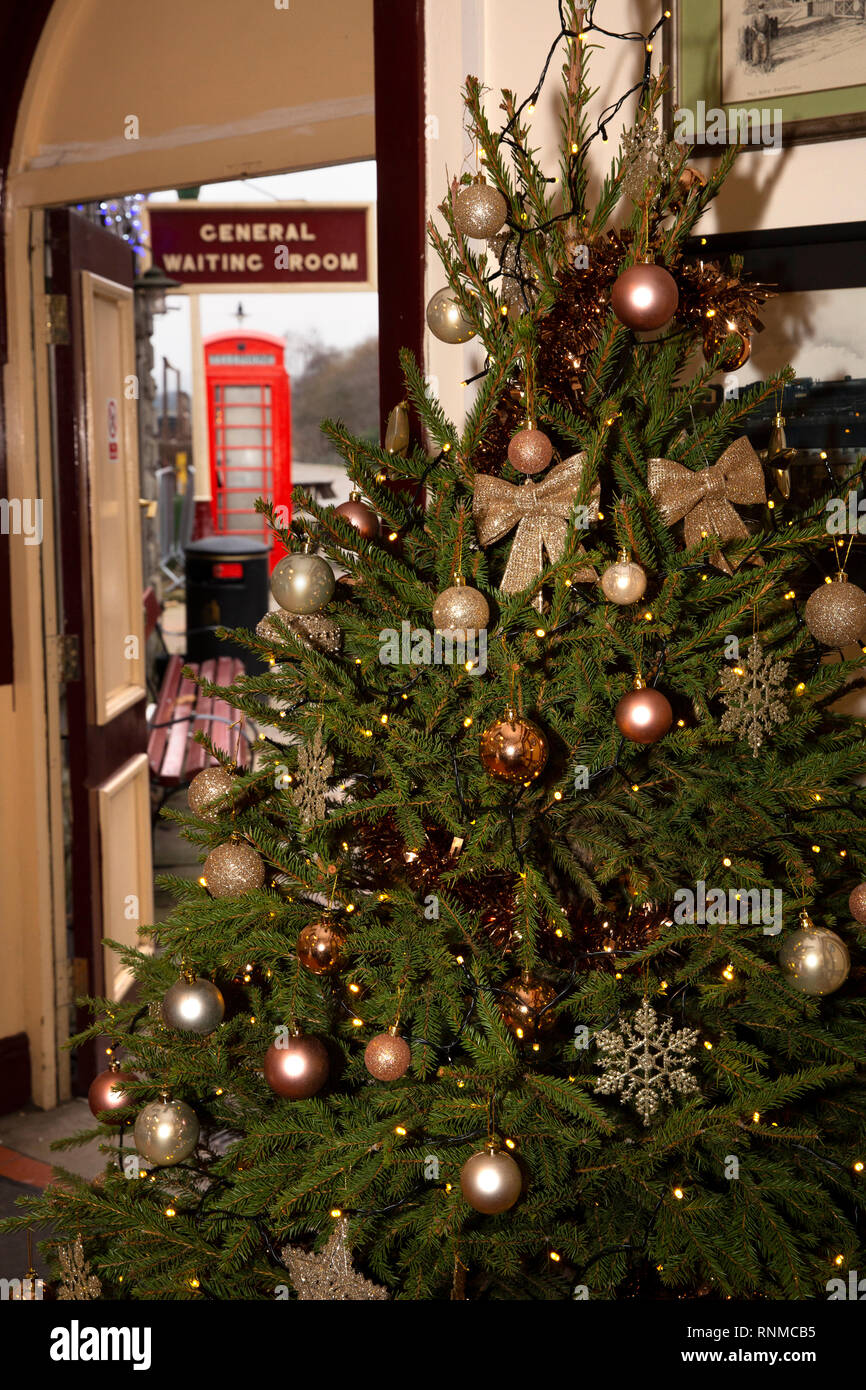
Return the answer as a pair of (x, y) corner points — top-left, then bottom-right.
(7, 3), (866, 1301)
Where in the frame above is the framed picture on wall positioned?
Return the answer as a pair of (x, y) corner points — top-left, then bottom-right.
(665, 0), (866, 148)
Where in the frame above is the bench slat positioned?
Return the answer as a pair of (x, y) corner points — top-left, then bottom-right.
(147, 654), (183, 778)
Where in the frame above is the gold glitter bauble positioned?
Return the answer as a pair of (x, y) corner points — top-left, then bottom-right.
(203, 841), (266, 898)
(849, 882), (866, 923)
(460, 1147), (522, 1214)
(804, 575), (866, 647)
(779, 923), (850, 996)
(479, 710), (548, 782)
(432, 579), (490, 640)
(270, 551), (335, 615)
(187, 766), (234, 820)
(364, 1031), (411, 1080)
(134, 1098), (199, 1166)
(454, 181), (507, 240)
(507, 427), (554, 476)
(426, 287), (476, 344)
(497, 972), (558, 1041)
(256, 609), (342, 654)
(297, 918), (346, 975)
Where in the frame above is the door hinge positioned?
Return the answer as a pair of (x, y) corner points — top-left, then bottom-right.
(71, 958), (89, 997)
(48, 632), (81, 682)
(45, 293), (70, 345)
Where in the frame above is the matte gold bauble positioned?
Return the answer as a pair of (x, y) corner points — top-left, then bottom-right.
(161, 976), (225, 1035)
(507, 427), (554, 476)
(779, 915), (850, 996)
(134, 1097), (199, 1166)
(426, 286), (476, 344)
(432, 577), (490, 640)
(849, 882), (866, 924)
(264, 1034), (330, 1099)
(203, 841), (266, 899)
(702, 321), (751, 370)
(804, 574), (866, 647)
(454, 180), (507, 240)
(615, 679), (673, 744)
(187, 766), (234, 820)
(600, 549), (647, 605)
(460, 1147), (522, 1214)
(256, 609), (342, 654)
(334, 492), (379, 543)
(364, 1029), (411, 1081)
(297, 918), (346, 975)
(479, 710), (549, 782)
(87, 1064), (136, 1123)
(611, 263), (679, 331)
(270, 546), (336, 615)
(498, 972), (558, 1041)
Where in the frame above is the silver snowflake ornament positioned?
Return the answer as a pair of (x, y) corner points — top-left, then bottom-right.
(719, 636), (788, 757)
(620, 119), (683, 203)
(291, 724), (334, 827)
(57, 1234), (102, 1300)
(594, 999), (700, 1126)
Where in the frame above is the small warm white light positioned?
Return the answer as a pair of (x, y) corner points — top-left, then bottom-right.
(330, 1208), (342, 1218)
(351, 1017), (363, 1028)
(535, 628), (546, 638)
(722, 856), (732, 867)
(834, 1255), (844, 1267)
(752, 1112), (760, 1123)
(553, 790), (562, 801)
(673, 1187), (684, 1200)
(395, 1126), (407, 1136)
(854, 1162), (864, 1173)
(550, 1250), (561, 1262)
(464, 717), (473, 728)
(165, 1206), (176, 1218)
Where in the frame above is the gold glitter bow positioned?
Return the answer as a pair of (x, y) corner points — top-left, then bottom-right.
(647, 436), (766, 575)
(472, 453), (600, 604)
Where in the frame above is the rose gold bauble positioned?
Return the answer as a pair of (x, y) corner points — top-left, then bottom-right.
(432, 578), (490, 640)
(480, 710), (549, 782)
(611, 263), (679, 331)
(364, 1031), (411, 1081)
(187, 766), (234, 820)
(498, 972), (558, 1041)
(702, 322), (751, 370)
(334, 492), (379, 542)
(804, 574), (866, 648)
(615, 683), (673, 744)
(507, 428), (554, 476)
(203, 841), (266, 898)
(88, 1066), (136, 1123)
(297, 918), (346, 975)
(264, 1034), (330, 1099)
(460, 1147), (523, 1214)
(849, 883), (866, 923)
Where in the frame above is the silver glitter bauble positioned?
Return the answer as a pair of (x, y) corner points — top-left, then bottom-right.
(256, 609), (342, 654)
(270, 551), (335, 615)
(203, 841), (265, 899)
(187, 766), (234, 821)
(600, 552), (647, 605)
(779, 921), (850, 996)
(134, 1098), (199, 1166)
(161, 976), (225, 1035)
(454, 181), (507, 240)
(426, 286), (476, 344)
(804, 575), (866, 648)
(432, 579), (490, 640)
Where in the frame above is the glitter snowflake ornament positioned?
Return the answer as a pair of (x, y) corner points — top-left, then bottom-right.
(291, 724), (334, 827)
(282, 1218), (389, 1301)
(719, 636), (788, 757)
(57, 1234), (102, 1300)
(620, 118), (683, 203)
(594, 999), (700, 1126)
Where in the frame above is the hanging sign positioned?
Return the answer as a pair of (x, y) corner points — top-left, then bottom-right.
(146, 203), (376, 292)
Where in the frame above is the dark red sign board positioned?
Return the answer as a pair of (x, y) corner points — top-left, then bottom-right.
(147, 203), (374, 289)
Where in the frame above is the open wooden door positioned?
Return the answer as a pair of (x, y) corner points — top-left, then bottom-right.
(45, 209), (153, 1090)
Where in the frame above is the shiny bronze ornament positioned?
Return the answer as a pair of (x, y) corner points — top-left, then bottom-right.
(480, 709), (549, 782)
(432, 576), (490, 640)
(161, 975), (225, 1035)
(507, 427), (554, 476)
(804, 574), (866, 647)
(297, 918), (346, 975)
(460, 1147), (522, 1214)
(270, 542), (335, 615)
(615, 677), (673, 745)
(384, 400), (410, 456)
(611, 263), (679, 331)
(334, 491), (379, 543)
(87, 1063), (136, 1123)
(779, 912), (850, 996)
(454, 178), (507, 240)
(426, 286), (476, 344)
(187, 766), (234, 820)
(256, 608), (342, 654)
(849, 883), (866, 924)
(134, 1096), (199, 1166)
(264, 1033), (330, 1099)
(600, 548), (647, 605)
(702, 319), (752, 371)
(765, 412), (797, 501)
(203, 841), (266, 898)
(497, 972), (558, 1040)
(364, 1029), (411, 1081)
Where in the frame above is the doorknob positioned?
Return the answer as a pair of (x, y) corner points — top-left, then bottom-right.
(139, 497), (157, 519)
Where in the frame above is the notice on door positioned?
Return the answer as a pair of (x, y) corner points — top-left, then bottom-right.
(107, 397), (119, 461)
(146, 203), (376, 292)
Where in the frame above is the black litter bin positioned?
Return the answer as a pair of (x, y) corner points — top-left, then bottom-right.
(185, 535), (270, 675)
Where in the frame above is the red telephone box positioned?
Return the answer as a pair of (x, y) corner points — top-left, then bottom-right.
(204, 332), (291, 568)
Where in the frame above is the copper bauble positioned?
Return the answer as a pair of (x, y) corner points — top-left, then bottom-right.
(615, 682), (673, 744)
(364, 1030), (411, 1081)
(600, 550), (647, 605)
(270, 548), (335, 615)
(426, 287), (476, 344)
(611, 263), (679, 331)
(480, 710), (549, 782)
(460, 1147), (522, 1214)
(849, 883), (866, 924)
(161, 976), (225, 1034)
(264, 1034), (330, 1099)
(88, 1065), (136, 1123)
(187, 766), (234, 821)
(454, 181), (507, 240)
(498, 972), (558, 1040)
(203, 841), (265, 898)
(134, 1098), (199, 1166)
(335, 492), (379, 543)
(779, 920), (850, 996)
(297, 918), (346, 975)
(507, 427), (554, 476)
(804, 575), (866, 648)
(432, 578), (490, 640)
(702, 321), (751, 370)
